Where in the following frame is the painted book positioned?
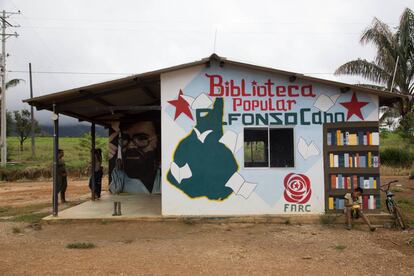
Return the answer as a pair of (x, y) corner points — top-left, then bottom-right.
(373, 156), (379, 168)
(329, 153), (334, 167)
(329, 197), (334, 210)
(331, 174), (336, 189)
(372, 132), (379, 145)
(327, 132), (332, 146)
(367, 152), (372, 167)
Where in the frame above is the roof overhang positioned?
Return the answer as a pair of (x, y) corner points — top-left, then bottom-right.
(24, 53), (408, 126)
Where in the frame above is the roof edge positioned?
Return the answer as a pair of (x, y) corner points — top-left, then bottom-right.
(24, 53), (408, 104)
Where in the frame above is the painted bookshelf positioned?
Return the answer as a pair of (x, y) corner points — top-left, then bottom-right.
(323, 122), (380, 213)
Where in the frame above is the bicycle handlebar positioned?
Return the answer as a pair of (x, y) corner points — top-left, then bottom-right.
(380, 180), (399, 192)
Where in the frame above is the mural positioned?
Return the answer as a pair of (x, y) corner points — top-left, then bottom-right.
(161, 61), (379, 215)
(108, 118), (160, 194)
(167, 97), (237, 200)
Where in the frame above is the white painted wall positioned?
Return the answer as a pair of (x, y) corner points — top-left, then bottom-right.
(161, 61), (379, 216)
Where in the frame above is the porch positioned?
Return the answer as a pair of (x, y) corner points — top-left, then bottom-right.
(43, 193), (162, 221)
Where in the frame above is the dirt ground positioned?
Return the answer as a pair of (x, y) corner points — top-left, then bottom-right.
(0, 178), (105, 207)
(0, 177), (413, 275)
(0, 221), (413, 275)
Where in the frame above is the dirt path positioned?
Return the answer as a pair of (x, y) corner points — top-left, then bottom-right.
(0, 176), (413, 275)
(0, 221), (413, 275)
(0, 178), (109, 207)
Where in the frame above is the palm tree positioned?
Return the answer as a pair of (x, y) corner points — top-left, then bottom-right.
(0, 78), (25, 95)
(5, 78), (24, 90)
(0, 79), (25, 136)
(335, 8), (414, 119)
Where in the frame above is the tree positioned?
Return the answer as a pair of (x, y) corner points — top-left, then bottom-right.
(335, 8), (414, 118)
(13, 110), (40, 151)
(75, 133), (107, 164)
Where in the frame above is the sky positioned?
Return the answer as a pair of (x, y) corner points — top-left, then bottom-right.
(2, 0), (412, 125)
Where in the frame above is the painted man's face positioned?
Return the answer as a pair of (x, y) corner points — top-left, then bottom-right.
(121, 121), (158, 182)
(122, 121), (157, 157)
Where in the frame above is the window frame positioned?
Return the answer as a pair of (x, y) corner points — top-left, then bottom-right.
(243, 126), (296, 169)
(243, 127), (269, 168)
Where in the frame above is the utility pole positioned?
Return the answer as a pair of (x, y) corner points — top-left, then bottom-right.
(29, 63), (35, 158)
(0, 10), (20, 167)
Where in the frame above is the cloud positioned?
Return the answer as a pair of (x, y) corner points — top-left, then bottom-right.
(3, 0), (412, 125)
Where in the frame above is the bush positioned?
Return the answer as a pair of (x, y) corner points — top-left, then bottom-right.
(380, 129), (390, 139)
(397, 112), (414, 141)
(66, 242), (95, 249)
(12, 227), (21, 234)
(380, 148), (414, 168)
(334, 244), (347, 251)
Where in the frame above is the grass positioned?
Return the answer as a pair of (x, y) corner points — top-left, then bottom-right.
(0, 203), (49, 217)
(5, 136), (108, 177)
(334, 244), (347, 251)
(380, 132), (414, 224)
(66, 242), (96, 249)
(380, 166), (411, 176)
(396, 198), (414, 224)
(379, 132), (413, 176)
(0, 203), (50, 223)
(380, 132), (413, 151)
(12, 212), (49, 223)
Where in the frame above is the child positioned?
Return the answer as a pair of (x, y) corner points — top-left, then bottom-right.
(344, 187), (376, 231)
(89, 148), (103, 199)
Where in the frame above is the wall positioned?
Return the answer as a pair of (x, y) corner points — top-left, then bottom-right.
(161, 61), (378, 216)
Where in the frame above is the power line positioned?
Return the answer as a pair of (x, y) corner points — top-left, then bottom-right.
(18, 25), (363, 35)
(18, 16), (398, 26)
(8, 70), (338, 76)
(8, 70), (133, 76)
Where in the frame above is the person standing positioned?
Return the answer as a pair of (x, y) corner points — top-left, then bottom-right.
(89, 148), (103, 199)
(57, 149), (68, 203)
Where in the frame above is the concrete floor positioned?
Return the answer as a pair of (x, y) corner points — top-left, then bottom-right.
(43, 193), (393, 226)
(44, 193), (161, 221)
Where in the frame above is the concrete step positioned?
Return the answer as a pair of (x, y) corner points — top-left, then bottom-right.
(43, 212), (397, 227)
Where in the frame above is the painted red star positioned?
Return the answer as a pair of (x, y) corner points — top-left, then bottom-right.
(168, 89), (193, 120)
(340, 92), (369, 120)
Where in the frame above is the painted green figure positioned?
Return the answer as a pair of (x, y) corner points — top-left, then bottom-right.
(167, 97), (237, 200)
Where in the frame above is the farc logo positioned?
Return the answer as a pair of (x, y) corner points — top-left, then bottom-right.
(283, 173), (312, 212)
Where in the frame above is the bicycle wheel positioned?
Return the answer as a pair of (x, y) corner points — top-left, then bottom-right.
(394, 206), (407, 230)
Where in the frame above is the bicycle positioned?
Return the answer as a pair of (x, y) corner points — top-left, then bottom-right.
(380, 180), (408, 230)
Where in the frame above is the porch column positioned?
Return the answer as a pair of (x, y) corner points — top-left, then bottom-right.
(52, 104), (59, 216)
(91, 122), (96, 201)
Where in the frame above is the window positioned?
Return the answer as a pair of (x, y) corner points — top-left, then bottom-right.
(244, 128), (294, 168)
(244, 128), (268, 167)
